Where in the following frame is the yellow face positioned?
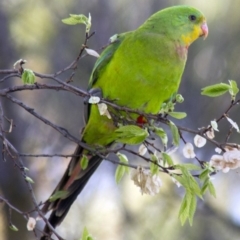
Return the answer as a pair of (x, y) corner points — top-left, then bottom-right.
(181, 16), (208, 46)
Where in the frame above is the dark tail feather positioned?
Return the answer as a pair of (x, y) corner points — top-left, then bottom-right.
(40, 145), (102, 239)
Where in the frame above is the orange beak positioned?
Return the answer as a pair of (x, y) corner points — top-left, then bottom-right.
(201, 22), (208, 39)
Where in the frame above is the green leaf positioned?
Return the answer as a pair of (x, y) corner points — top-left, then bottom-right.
(168, 111), (187, 119)
(178, 191), (197, 226)
(80, 227), (94, 240)
(208, 181), (216, 197)
(9, 224), (18, 231)
(25, 176), (34, 184)
(188, 177), (202, 198)
(188, 194), (197, 226)
(199, 164), (216, 196)
(49, 190), (68, 202)
(81, 227), (89, 240)
(117, 152), (129, 166)
(80, 155), (88, 170)
(87, 237), (94, 240)
(178, 192), (189, 225)
(175, 94), (184, 103)
(169, 121), (180, 146)
(115, 165), (126, 184)
(172, 174), (187, 187)
(162, 152), (174, 166)
(199, 169), (209, 181)
(201, 83), (230, 97)
(62, 13), (91, 32)
(228, 80), (239, 100)
(174, 165), (202, 197)
(86, 13), (92, 33)
(159, 96), (176, 113)
(115, 125), (148, 145)
(201, 178), (209, 195)
(22, 69), (35, 85)
(165, 101), (175, 112)
(62, 14), (87, 25)
(181, 163), (201, 171)
(150, 154), (159, 175)
(154, 127), (168, 146)
(115, 153), (129, 183)
(199, 168), (209, 180)
(201, 177), (216, 197)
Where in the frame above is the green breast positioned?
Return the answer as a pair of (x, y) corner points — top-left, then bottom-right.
(83, 30), (187, 145)
(94, 31), (186, 114)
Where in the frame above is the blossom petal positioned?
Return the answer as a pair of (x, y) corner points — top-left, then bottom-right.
(27, 217), (36, 231)
(183, 142), (196, 158)
(88, 96), (100, 104)
(97, 103), (111, 119)
(226, 117), (240, 132)
(131, 167), (162, 195)
(215, 147), (222, 154)
(85, 48), (100, 58)
(206, 127), (215, 139)
(138, 144), (147, 156)
(211, 120), (219, 132)
(194, 135), (207, 148)
(210, 149), (240, 173)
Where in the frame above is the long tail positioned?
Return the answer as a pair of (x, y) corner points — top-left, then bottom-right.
(40, 145), (102, 239)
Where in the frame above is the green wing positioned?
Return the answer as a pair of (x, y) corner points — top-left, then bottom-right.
(85, 33), (127, 122)
(88, 33), (127, 89)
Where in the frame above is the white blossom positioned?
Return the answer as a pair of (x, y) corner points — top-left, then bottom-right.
(109, 34), (118, 43)
(85, 48), (100, 58)
(97, 103), (111, 119)
(138, 144), (147, 156)
(210, 149), (240, 173)
(223, 149), (240, 164)
(182, 142), (196, 158)
(226, 117), (240, 132)
(222, 167), (230, 173)
(88, 96), (100, 104)
(209, 154), (225, 171)
(131, 167), (162, 195)
(13, 59), (27, 69)
(225, 145), (240, 151)
(215, 147), (222, 154)
(206, 127), (215, 139)
(194, 135), (207, 148)
(211, 120), (219, 132)
(27, 217), (36, 231)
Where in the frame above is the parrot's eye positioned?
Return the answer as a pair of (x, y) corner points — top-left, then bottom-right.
(189, 15), (197, 21)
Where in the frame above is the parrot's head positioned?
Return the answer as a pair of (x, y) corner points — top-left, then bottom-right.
(142, 5), (208, 47)
(172, 6), (208, 46)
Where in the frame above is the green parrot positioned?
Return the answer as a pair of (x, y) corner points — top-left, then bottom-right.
(41, 5), (208, 238)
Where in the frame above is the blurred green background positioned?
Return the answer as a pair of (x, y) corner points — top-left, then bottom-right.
(1, 0), (240, 239)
